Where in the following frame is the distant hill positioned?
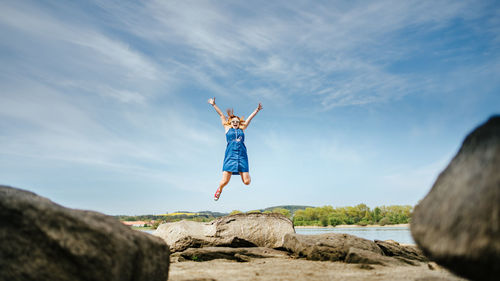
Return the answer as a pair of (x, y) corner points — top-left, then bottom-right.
(162, 211), (228, 218)
(197, 211), (228, 217)
(260, 205), (314, 215)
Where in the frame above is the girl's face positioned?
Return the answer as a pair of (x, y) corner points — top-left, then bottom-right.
(231, 117), (240, 128)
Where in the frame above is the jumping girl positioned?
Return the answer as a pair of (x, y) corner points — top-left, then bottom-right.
(208, 97), (263, 201)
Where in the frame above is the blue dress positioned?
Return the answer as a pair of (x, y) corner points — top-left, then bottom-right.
(223, 128), (249, 175)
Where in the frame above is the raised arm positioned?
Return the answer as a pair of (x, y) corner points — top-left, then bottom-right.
(208, 97), (227, 126)
(242, 103), (263, 130)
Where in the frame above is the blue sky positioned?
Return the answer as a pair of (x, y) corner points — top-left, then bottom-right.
(1, 0), (499, 215)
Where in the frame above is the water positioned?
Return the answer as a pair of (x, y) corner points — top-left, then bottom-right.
(295, 226), (414, 244)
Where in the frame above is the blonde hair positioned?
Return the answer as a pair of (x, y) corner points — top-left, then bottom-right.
(225, 108), (246, 129)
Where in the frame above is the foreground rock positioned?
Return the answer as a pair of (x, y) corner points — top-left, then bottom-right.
(0, 185), (170, 281)
(283, 233), (383, 261)
(153, 213), (295, 252)
(411, 115), (500, 281)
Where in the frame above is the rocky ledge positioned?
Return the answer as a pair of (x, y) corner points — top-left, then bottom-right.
(155, 213), (465, 281)
(154, 215), (428, 266)
(152, 212), (464, 280)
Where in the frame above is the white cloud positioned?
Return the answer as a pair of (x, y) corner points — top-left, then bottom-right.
(0, 1), (162, 104)
(97, 86), (146, 104)
(70, 33), (159, 81)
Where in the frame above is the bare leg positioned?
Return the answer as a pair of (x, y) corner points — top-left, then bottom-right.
(240, 172), (251, 185)
(215, 171), (232, 200)
(219, 171), (232, 190)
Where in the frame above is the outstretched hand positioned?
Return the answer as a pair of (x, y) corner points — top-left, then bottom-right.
(208, 97), (216, 105)
(257, 103), (263, 111)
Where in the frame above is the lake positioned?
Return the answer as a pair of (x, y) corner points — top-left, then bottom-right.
(141, 226), (414, 244)
(296, 226), (414, 244)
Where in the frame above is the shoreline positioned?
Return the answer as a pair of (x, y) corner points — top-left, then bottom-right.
(294, 224), (409, 229)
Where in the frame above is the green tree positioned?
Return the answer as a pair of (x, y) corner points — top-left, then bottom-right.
(358, 219), (369, 226)
(373, 207), (381, 223)
(329, 215), (344, 226)
(303, 207), (319, 220)
(320, 216), (329, 226)
(379, 217), (390, 226)
(272, 208), (291, 218)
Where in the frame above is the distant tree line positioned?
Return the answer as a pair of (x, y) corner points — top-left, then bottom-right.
(292, 204), (412, 226)
(117, 204), (413, 229)
(116, 215), (163, 222)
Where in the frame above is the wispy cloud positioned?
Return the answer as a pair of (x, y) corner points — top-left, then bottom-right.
(0, 1), (164, 106)
(0, 71), (218, 195)
(91, 0), (485, 109)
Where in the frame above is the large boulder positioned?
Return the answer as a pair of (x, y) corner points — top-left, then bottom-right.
(283, 233), (383, 261)
(411, 116), (500, 281)
(0, 185), (170, 281)
(153, 213), (295, 252)
(213, 213), (295, 249)
(152, 220), (218, 252)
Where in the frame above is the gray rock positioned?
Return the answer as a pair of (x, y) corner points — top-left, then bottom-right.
(374, 240), (428, 262)
(283, 233), (383, 261)
(173, 247), (290, 262)
(152, 220), (218, 252)
(153, 213), (295, 252)
(345, 247), (417, 266)
(411, 116), (500, 281)
(212, 213), (295, 248)
(0, 185), (170, 281)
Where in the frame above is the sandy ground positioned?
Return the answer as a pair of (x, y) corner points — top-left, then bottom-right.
(168, 258), (467, 281)
(294, 224), (410, 228)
